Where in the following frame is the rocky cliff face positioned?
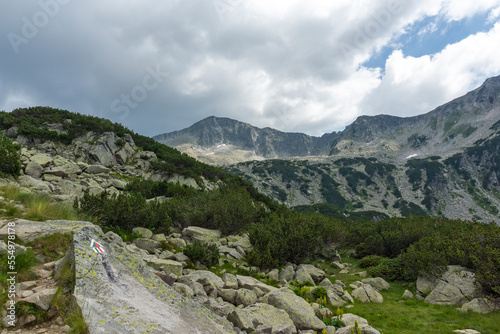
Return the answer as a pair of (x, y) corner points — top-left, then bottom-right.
(153, 116), (338, 165)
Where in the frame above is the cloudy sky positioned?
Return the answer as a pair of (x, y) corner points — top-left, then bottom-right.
(1, 0), (500, 137)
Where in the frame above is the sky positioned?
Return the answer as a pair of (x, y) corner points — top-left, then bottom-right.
(1, 1), (500, 137)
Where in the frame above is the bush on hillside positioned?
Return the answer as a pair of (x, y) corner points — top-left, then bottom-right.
(0, 134), (21, 177)
(74, 191), (171, 233)
(183, 241), (220, 267)
(359, 255), (386, 268)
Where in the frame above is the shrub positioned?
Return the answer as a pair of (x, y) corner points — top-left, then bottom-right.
(74, 190), (171, 233)
(183, 241), (220, 267)
(359, 255), (385, 268)
(367, 257), (407, 281)
(312, 286), (328, 300)
(0, 134), (21, 177)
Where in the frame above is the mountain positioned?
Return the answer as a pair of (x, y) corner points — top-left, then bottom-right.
(157, 76), (500, 165)
(153, 116), (338, 165)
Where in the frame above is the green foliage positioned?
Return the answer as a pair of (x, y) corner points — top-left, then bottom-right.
(312, 286), (328, 299)
(359, 255), (385, 268)
(247, 211), (339, 267)
(27, 233), (71, 262)
(339, 166), (375, 194)
(125, 178), (197, 199)
(323, 307), (344, 329)
(367, 257), (406, 281)
(74, 190), (171, 233)
(0, 134), (21, 177)
(320, 174), (347, 208)
(405, 158), (444, 190)
(183, 241), (220, 267)
(400, 220), (500, 294)
(168, 184), (266, 235)
(350, 320), (362, 334)
(0, 248), (38, 282)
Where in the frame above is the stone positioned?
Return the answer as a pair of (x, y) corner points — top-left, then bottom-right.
(170, 238), (187, 249)
(361, 277), (390, 291)
(297, 264), (326, 283)
(110, 179), (127, 190)
(402, 290), (414, 299)
(229, 235), (253, 252)
(267, 290), (326, 331)
(341, 314), (369, 327)
(172, 283), (194, 299)
(453, 330), (481, 334)
(152, 234), (167, 242)
(351, 284), (384, 303)
(223, 273), (239, 289)
(145, 259), (183, 277)
(103, 231), (124, 246)
(132, 227), (153, 239)
(227, 303), (296, 333)
(182, 226), (222, 243)
(30, 154), (53, 167)
(294, 267), (315, 286)
(22, 288), (58, 310)
(235, 288), (258, 307)
(424, 268), (480, 306)
(18, 176), (53, 193)
(133, 238), (161, 253)
(336, 325), (380, 334)
(416, 276), (437, 296)
(5, 126), (18, 138)
(341, 291), (354, 304)
(173, 252), (189, 262)
(184, 270), (225, 291)
(237, 275), (277, 294)
(319, 278), (333, 288)
(73, 225), (235, 333)
(25, 161), (44, 178)
(228, 249), (244, 260)
(205, 300), (236, 318)
(459, 298), (498, 314)
(326, 290), (346, 307)
(331, 261), (347, 269)
(279, 265), (295, 282)
(43, 173), (62, 182)
(268, 269), (279, 282)
(86, 164), (111, 174)
(218, 288), (237, 304)
(0, 219), (92, 243)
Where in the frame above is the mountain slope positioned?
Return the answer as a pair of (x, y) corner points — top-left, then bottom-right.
(156, 75), (500, 165)
(153, 116), (338, 164)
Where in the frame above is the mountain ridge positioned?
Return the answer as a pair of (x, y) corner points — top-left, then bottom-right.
(155, 75), (500, 165)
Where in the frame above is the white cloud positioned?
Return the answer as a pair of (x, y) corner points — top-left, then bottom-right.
(361, 22), (500, 118)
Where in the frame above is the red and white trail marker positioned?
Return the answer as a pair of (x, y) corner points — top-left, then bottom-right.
(91, 239), (105, 254)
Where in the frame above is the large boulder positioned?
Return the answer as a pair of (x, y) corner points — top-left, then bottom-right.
(326, 290), (346, 307)
(424, 266), (483, 305)
(0, 219), (92, 243)
(361, 277), (390, 291)
(297, 264), (326, 283)
(234, 288), (258, 307)
(72, 225), (235, 333)
(184, 270), (225, 292)
(294, 267), (315, 286)
(351, 284), (384, 303)
(279, 265), (295, 282)
(182, 226), (222, 243)
(227, 303), (297, 333)
(267, 290), (326, 331)
(132, 227), (153, 239)
(237, 275), (278, 294)
(25, 161), (44, 178)
(21, 288), (58, 311)
(144, 259), (183, 277)
(133, 238), (161, 253)
(459, 298), (498, 314)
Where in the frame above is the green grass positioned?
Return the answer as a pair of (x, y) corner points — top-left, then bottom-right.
(0, 185), (82, 221)
(351, 283), (500, 334)
(325, 257), (500, 334)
